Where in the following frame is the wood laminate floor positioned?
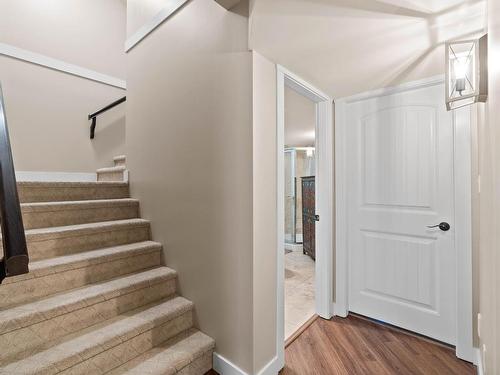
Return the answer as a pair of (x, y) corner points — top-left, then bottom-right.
(207, 314), (475, 375)
(283, 315), (475, 375)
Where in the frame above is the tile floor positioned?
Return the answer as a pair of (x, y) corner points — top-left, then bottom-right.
(284, 247), (315, 339)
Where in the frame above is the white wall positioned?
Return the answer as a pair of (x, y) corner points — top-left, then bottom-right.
(0, 0), (126, 172)
(284, 87), (315, 147)
(477, 0), (500, 372)
(250, 0), (486, 98)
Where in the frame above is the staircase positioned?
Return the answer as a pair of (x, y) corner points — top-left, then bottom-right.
(0, 156), (215, 375)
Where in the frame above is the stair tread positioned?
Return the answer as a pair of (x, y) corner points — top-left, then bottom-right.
(3, 241), (162, 284)
(23, 218), (150, 239)
(107, 329), (215, 375)
(21, 198), (139, 212)
(97, 166), (127, 173)
(0, 297), (193, 375)
(113, 155), (126, 162)
(18, 181), (128, 187)
(0, 267), (176, 334)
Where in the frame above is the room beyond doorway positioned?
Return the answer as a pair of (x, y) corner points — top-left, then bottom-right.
(276, 65), (333, 366)
(283, 84), (317, 341)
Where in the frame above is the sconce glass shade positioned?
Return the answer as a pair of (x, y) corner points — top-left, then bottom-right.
(445, 34), (488, 111)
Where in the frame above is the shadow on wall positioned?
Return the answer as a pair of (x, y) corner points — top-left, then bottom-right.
(310, 0), (486, 86)
(91, 112), (126, 163)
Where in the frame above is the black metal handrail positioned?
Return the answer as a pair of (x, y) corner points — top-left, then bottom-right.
(0, 84), (28, 283)
(88, 96), (126, 139)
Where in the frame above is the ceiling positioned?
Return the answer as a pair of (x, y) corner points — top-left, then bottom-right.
(250, 0), (487, 98)
(285, 86), (316, 147)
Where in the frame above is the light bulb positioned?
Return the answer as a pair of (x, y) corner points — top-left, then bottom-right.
(454, 58), (467, 79)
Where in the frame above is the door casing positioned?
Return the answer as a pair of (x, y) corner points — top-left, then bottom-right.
(276, 65), (334, 370)
(334, 75), (474, 363)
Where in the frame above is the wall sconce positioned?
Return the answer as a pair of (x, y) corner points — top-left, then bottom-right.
(445, 34), (488, 111)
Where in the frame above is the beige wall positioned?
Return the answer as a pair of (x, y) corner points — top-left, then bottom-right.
(127, 0), (169, 38)
(126, 0), (257, 372)
(477, 1), (500, 372)
(0, 0), (126, 173)
(252, 51), (277, 372)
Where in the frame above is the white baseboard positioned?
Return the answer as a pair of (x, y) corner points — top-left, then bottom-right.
(256, 356), (280, 375)
(16, 171), (97, 182)
(475, 347), (484, 375)
(213, 353), (280, 375)
(332, 302), (348, 318)
(213, 353), (247, 375)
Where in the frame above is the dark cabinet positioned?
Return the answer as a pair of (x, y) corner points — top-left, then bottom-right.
(301, 176), (315, 260)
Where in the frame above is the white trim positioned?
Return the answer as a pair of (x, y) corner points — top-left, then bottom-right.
(453, 105), (474, 362)
(256, 356), (280, 375)
(333, 97), (349, 317)
(213, 353), (247, 375)
(276, 65), (334, 370)
(125, 0), (189, 52)
(339, 74), (444, 104)
(15, 171), (97, 182)
(276, 67), (286, 371)
(0, 43), (126, 89)
(474, 347), (484, 375)
(334, 75), (474, 362)
(212, 353), (280, 375)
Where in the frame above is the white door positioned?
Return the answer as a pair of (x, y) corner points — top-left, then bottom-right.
(346, 84), (456, 344)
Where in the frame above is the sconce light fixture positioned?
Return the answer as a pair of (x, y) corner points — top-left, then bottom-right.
(445, 34), (488, 111)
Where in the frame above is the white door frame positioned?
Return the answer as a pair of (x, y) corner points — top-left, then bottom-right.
(334, 75), (474, 363)
(276, 65), (334, 368)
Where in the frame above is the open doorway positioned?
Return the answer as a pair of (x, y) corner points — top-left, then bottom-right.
(276, 65), (333, 367)
(284, 86), (317, 340)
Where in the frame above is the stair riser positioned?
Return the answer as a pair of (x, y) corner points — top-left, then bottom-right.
(97, 171), (126, 182)
(114, 160), (126, 167)
(22, 203), (139, 230)
(58, 312), (193, 375)
(0, 281), (176, 364)
(26, 225), (151, 261)
(178, 350), (213, 375)
(0, 249), (161, 308)
(18, 185), (129, 203)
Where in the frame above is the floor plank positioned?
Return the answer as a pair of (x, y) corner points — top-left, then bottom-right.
(282, 315), (476, 375)
(206, 314), (475, 375)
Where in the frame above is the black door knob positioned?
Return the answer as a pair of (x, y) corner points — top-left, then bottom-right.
(427, 222), (451, 231)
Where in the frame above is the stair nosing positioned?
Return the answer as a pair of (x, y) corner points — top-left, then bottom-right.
(23, 218), (150, 241)
(107, 329), (215, 375)
(3, 241), (162, 284)
(0, 297), (193, 375)
(0, 267), (177, 335)
(17, 181), (129, 187)
(97, 166), (127, 173)
(21, 198), (139, 212)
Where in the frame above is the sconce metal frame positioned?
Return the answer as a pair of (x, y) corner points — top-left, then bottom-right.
(445, 34), (488, 111)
